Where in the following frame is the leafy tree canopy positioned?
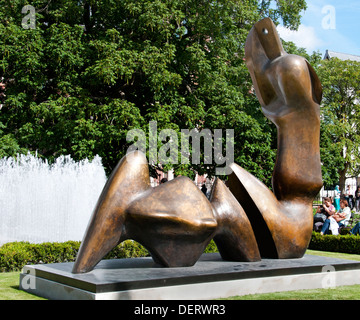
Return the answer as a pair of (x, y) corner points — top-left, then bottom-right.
(0, 0), (307, 185)
(316, 58), (360, 190)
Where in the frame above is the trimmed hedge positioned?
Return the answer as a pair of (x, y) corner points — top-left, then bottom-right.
(2, 233), (359, 273)
(0, 240), (150, 272)
(309, 231), (360, 255)
(0, 239), (219, 272)
(0, 241), (80, 272)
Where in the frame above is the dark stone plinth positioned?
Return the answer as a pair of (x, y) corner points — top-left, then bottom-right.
(19, 253), (360, 300)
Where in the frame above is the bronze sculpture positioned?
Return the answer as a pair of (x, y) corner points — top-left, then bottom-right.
(210, 178), (261, 262)
(72, 18), (322, 273)
(73, 151), (218, 272)
(237, 17), (323, 258)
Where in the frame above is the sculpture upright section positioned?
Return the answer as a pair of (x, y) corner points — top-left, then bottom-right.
(72, 18), (323, 273)
(231, 17), (323, 258)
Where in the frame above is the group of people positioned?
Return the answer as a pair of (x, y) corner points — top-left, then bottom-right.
(314, 192), (360, 236)
(315, 197), (351, 235)
(340, 185), (360, 213)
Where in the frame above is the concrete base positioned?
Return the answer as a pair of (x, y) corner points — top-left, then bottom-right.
(19, 253), (360, 300)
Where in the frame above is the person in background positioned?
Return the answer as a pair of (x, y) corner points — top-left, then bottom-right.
(344, 185), (351, 208)
(334, 185), (341, 211)
(315, 197), (335, 233)
(320, 199), (351, 235)
(334, 199), (352, 227)
(321, 197), (336, 218)
(355, 186), (360, 213)
(350, 222), (360, 235)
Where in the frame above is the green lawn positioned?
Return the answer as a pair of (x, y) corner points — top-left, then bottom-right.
(0, 272), (45, 300)
(1, 250), (359, 300)
(306, 249), (360, 261)
(222, 284), (360, 300)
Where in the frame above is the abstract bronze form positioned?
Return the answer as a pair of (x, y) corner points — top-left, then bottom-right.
(72, 18), (322, 273)
(72, 151), (217, 272)
(236, 17), (323, 258)
(210, 178), (261, 262)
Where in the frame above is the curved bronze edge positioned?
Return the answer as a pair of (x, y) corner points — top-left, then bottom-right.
(228, 163), (314, 259)
(72, 151), (150, 273)
(125, 175), (217, 267)
(210, 178), (261, 262)
(72, 152), (218, 272)
(238, 17), (323, 259)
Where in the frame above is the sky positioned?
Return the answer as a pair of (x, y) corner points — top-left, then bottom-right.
(277, 0), (360, 57)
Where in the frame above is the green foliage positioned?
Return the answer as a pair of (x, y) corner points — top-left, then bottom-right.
(0, 240), (142, 272)
(319, 122), (344, 188)
(0, 239), (219, 272)
(316, 58), (360, 189)
(5, 233), (360, 273)
(0, 0), (307, 182)
(0, 241), (80, 272)
(309, 231), (360, 255)
(103, 240), (150, 260)
(204, 240), (219, 253)
(257, 0), (307, 30)
(0, 122), (27, 157)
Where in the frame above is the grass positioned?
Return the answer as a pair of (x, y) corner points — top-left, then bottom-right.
(0, 272), (45, 300)
(221, 284), (360, 300)
(306, 249), (360, 261)
(0, 250), (359, 300)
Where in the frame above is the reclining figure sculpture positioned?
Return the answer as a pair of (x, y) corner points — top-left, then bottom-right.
(72, 18), (323, 273)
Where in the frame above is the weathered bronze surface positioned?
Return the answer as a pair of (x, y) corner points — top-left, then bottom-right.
(125, 175), (217, 267)
(72, 18), (323, 272)
(72, 151), (217, 272)
(232, 17), (323, 258)
(210, 178), (261, 262)
(72, 151), (150, 273)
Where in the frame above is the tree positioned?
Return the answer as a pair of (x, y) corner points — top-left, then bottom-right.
(0, 0), (307, 183)
(316, 58), (360, 191)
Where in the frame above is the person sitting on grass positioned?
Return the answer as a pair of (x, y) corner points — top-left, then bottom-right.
(320, 199), (351, 235)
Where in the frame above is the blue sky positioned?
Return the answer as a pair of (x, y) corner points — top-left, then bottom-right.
(277, 0), (360, 57)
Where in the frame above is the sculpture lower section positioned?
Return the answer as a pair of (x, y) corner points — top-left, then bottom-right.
(72, 17), (323, 273)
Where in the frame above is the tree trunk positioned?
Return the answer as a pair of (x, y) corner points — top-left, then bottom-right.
(338, 162), (350, 194)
